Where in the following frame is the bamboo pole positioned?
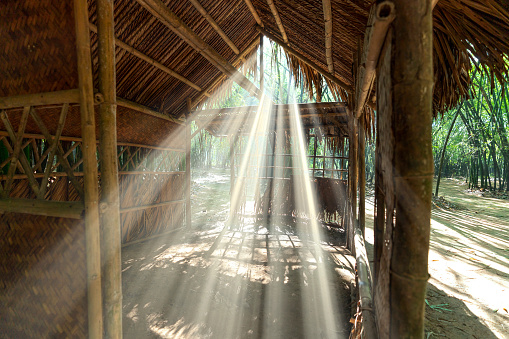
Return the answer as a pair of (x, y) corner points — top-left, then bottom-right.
(266, 0), (288, 43)
(260, 34), (264, 93)
(354, 1), (395, 118)
(0, 198), (84, 219)
(244, 0), (263, 27)
(229, 135), (235, 217)
(390, 0), (433, 337)
(322, 0), (334, 74)
(185, 99), (192, 228)
(96, 1), (122, 337)
(0, 89), (80, 109)
(117, 97), (184, 125)
(74, 0), (103, 337)
(374, 109), (384, 280)
(136, 0), (262, 100)
(348, 118), (358, 251)
(358, 119), (365, 235)
(89, 23), (203, 92)
(257, 26), (353, 93)
(188, 0), (239, 54)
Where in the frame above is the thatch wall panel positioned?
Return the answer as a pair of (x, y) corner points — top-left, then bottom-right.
(0, 0), (78, 98)
(0, 105), (184, 150)
(0, 213), (87, 338)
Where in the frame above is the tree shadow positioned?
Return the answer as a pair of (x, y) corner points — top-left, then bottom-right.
(425, 282), (498, 338)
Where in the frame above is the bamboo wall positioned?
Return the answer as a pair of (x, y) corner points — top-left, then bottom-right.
(0, 214), (88, 337)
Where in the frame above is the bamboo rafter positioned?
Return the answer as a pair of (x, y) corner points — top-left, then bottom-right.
(89, 23), (203, 92)
(188, 0), (240, 54)
(244, 0), (263, 27)
(266, 0), (288, 43)
(135, 0), (262, 100)
(322, 0), (334, 74)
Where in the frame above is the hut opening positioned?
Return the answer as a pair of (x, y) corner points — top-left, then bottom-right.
(1, 0), (508, 338)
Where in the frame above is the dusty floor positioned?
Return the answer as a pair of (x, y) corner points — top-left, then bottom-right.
(364, 178), (509, 338)
(121, 169), (356, 338)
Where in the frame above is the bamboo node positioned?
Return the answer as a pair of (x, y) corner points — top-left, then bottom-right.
(94, 93), (105, 104)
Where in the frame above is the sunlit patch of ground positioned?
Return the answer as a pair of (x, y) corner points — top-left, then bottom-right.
(364, 178), (509, 338)
(121, 168), (356, 338)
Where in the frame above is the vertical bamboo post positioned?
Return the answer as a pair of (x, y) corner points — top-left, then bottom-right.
(348, 118), (358, 250)
(259, 34), (264, 93)
(374, 110), (384, 280)
(96, 0), (122, 337)
(390, 0), (433, 337)
(185, 99), (192, 228)
(73, 0), (103, 337)
(358, 118), (366, 236)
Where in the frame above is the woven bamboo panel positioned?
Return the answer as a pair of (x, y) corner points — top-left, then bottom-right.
(0, 0), (78, 97)
(0, 105), (184, 150)
(0, 213), (87, 338)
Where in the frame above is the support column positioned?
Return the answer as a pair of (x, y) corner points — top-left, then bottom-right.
(348, 118), (358, 251)
(390, 0), (433, 337)
(96, 0), (122, 338)
(185, 99), (192, 228)
(358, 119), (366, 236)
(259, 34), (264, 93)
(73, 0), (103, 337)
(229, 135), (235, 217)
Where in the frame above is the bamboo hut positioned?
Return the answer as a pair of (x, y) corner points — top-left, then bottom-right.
(1, 0), (508, 338)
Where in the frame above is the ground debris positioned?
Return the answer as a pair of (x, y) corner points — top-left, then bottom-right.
(431, 195), (465, 211)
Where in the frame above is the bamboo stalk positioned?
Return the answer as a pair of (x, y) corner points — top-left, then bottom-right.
(185, 99), (192, 228)
(136, 0), (262, 100)
(38, 104), (69, 199)
(188, 0), (239, 54)
(0, 171), (185, 180)
(358, 119), (365, 235)
(266, 0), (288, 43)
(244, 0), (263, 27)
(257, 26), (353, 93)
(120, 199), (185, 213)
(354, 1), (395, 118)
(89, 23), (203, 92)
(390, 0), (433, 337)
(0, 198), (84, 219)
(96, 1), (122, 337)
(260, 34), (264, 92)
(74, 0), (103, 337)
(322, 0), (334, 73)
(0, 89), (80, 109)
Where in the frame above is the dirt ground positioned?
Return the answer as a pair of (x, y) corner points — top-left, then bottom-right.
(121, 169), (356, 338)
(364, 178), (509, 338)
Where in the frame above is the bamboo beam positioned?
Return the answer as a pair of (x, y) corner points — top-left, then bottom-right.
(96, 1), (122, 337)
(117, 97), (184, 125)
(0, 171), (186, 180)
(244, 0), (263, 27)
(194, 102), (347, 117)
(266, 0), (288, 43)
(188, 0), (239, 54)
(189, 36), (260, 110)
(322, 0), (334, 73)
(0, 89), (80, 110)
(354, 1), (395, 118)
(390, 0), (433, 337)
(74, 0), (103, 337)
(89, 23), (203, 92)
(257, 26), (353, 93)
(136, 0), (262, 100)
(0, 198), (84, 219)
(185, 99), (192, 228)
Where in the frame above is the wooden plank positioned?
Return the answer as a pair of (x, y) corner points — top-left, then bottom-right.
(0, 198), (84, 219)
(0, 89), (80, 110)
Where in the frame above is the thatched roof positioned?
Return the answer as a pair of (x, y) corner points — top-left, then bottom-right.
(1, 0), (508, 140)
